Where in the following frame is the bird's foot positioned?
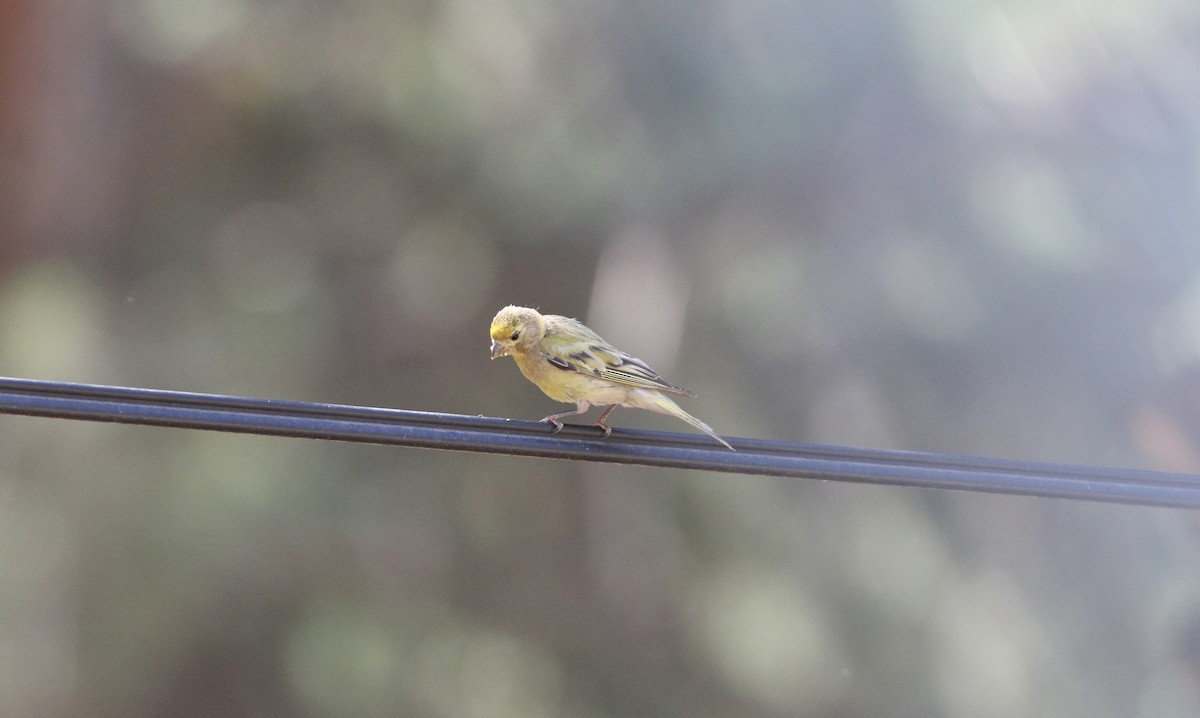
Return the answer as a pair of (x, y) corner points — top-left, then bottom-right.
(590, 420), (613, 438)
(540, 416), (565, 433)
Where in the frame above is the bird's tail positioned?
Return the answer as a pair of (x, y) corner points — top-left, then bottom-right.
(647, 393), (735, 451)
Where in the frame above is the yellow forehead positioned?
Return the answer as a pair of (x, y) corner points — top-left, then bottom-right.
(490, 317), (516, 340)
(490, 306), (535, 339)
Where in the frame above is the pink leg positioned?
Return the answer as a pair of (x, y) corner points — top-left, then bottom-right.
(541, 404), (589, 433)
(591, 404), (618, 437)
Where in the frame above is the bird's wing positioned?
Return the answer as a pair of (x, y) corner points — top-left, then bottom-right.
(540, 315), (695, 396)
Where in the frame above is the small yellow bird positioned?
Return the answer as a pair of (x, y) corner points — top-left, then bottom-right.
(489, 305), (734, 450)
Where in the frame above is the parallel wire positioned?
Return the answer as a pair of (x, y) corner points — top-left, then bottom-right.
(0, 376), (1196, 508)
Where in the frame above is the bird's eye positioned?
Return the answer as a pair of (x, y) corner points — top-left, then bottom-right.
(510, 331), (520, 341)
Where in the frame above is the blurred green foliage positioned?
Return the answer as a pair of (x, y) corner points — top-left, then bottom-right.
(3, 0), (1200, 716)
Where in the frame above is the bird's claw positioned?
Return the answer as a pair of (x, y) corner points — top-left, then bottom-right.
(538, 410), (613, 438)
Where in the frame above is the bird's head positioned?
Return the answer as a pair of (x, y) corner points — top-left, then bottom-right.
(489, 305), (546, 359)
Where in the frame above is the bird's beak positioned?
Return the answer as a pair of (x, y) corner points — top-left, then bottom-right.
(490, 340), (505, 359)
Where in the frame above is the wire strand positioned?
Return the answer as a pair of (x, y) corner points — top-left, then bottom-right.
(0, 376), (1195, 508)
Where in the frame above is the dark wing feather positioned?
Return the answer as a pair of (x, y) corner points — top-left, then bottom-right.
(540, 315), (695, 396)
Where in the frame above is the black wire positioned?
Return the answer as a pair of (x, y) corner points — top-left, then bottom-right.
(0, 376), (1196, 508)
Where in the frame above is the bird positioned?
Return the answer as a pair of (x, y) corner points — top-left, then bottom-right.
(488, 305), (734, 450)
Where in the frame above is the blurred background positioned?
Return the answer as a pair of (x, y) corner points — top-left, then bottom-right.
(3, 0), (1200, 715)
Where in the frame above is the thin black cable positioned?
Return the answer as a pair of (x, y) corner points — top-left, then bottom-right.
(0, 376), (1196, 508)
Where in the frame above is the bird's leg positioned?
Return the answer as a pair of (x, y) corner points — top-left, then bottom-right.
(591, 404), (618, 438)
(540, 403), (589, 433)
